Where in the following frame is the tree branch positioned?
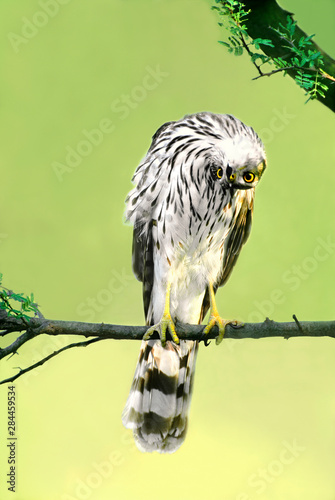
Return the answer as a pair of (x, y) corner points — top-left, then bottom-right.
(218, 0), (335, 112)
(243, 0), (335, 111)
(1, 313), (335, 384)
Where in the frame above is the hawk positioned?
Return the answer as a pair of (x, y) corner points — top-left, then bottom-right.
(122, 112), (266, 453)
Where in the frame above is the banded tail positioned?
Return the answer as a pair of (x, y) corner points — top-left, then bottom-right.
(122, 339), (198, 453)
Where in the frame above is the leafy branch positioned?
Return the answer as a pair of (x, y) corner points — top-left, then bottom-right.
(270, 16), (328, 101)
(213, 0), (274, 69)
(212, 0), (334, 106)
(0, 273), (41, 326)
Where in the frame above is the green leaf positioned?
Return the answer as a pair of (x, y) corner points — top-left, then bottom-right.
(234, 45), (244, 56)
(304, 34), (315, 43)
(228, 35), (241, 47)
(252, 38), (274, 49)
(0, 275), (40, 321)
(273, 57), (289, 69)
(218, 41), (231, 48)
(250, 53), (268, 64)
(286, 15), (296, 38)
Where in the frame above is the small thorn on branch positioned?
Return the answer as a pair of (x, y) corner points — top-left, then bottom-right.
(293, 314), (304, 334)
(7, 351), (19, 360)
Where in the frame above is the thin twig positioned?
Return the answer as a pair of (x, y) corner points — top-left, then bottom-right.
(0, 329), (37, 360)
(252, 65), (296, 79)
(239, 32), (264, 77)
(0, 336), (106, 385)
(252, 65), (332, 81)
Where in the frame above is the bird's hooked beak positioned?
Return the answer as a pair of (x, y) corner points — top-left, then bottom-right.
(226, 165), (236, 185)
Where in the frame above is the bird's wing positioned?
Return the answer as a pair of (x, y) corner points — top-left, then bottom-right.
(200, 191), (254, 322)
(129, 121), (178, 324)
(132, 219), (155, 324)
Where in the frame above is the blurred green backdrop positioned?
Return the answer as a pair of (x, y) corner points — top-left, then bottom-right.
(0, 1), (335, 499)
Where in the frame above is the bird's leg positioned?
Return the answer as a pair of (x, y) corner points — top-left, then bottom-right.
(203, 282), (243, 345)
(143, 282), (179, 347)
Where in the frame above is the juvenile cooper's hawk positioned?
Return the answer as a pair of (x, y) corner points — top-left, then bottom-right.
(122, 112), (266, 453)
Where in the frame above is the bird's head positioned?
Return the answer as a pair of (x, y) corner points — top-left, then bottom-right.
(208, 133), (266, 191)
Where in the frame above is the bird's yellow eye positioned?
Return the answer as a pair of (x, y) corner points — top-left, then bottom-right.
(216, 168), (223, 179)
(229, 173), (236, 182)
(243, 172), (255, 183)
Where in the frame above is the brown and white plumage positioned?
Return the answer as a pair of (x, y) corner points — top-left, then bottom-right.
(122, 339), (198, 453)
(122, 112), (266, 453)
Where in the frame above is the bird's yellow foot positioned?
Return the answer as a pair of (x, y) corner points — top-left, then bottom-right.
(203, 312), (243, 345)
(203, 282), (243, 345)
(143, 312), (179, 347)
(143, 281), (179, 347)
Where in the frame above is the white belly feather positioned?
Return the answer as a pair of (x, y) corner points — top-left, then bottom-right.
(152, 223), (231, 324)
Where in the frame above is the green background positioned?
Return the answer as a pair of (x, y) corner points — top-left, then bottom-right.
(1, 1), (335, 499)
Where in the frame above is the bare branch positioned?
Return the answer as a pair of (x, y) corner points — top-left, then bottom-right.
(1, 314), (335, 385)
(2, 316), (335, 345)
(0, 336), (106, 385)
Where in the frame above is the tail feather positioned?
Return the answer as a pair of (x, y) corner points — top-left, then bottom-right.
(122, 339), (198, 453)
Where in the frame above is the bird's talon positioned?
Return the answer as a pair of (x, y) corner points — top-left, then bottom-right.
(143, 314), (179, 346)
(202, 336), (211, 347)
(142, 325), (157, 342)
(169, 326), (180, 345)
(215, 330), (225, 345)
(203, 312), (243, 346)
